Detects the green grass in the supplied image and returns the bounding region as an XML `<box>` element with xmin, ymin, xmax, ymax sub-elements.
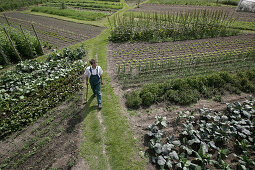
<box><xmin>80</xmin><ymin>2</ymin><xmax>145</xmax><ymax>168</ymax></box>
<box><xmin>148</xmin><ymin>0</ymin><xmax>239</xmax><ymax>6</ymax></box>
<box><xmin>31</xmin><ymin>6</ymin><xmax>110</xmax><ymax>21</ymax></box>
<box><xmin>81</xmin><ymin>100</ymin><xmax>108</xmax><ymax>169</ymax></box>
<box><xmin>81</xmin><ymin>27</ymin><xmax>145</xmax><ymax>169</ymax></box>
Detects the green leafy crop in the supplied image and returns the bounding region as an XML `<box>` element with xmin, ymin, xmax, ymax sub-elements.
<box><xmin>0</xmin><ymin>46</ymin><xmax>87</xmax><ymax>139</ymax></box>
<box><xmin>147</xmin><ymin>98</ymin><xmax>255</xmax><ymax>169</ymax></box>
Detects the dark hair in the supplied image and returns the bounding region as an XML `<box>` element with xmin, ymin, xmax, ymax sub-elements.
<box><xmin>90</xmin><ymin>59</ymin><xmax>96</xmax><ymax>65</ymax></box>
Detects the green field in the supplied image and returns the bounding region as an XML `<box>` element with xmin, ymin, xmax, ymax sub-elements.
<box><xmin>31</xmin><ymin>6</ymin><xmax>110</xmax><ymax>21</ymax></box>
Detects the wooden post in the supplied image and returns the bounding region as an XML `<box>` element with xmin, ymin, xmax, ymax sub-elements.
<box><xmin>31</xmin><ymin>24</ymin><xmax>43</xmax><ymax>55</ymax></box>
<box><xmin>3</xmin><ymin>27</ymin><xmax>22</xmax><ymax>61</ymax></box>
<box><xmin>20</xmin><ymin>25</ymin><xmax>35</xmax><ymax>58</ymax></box>
<box><xmin>0</xmin><ymin>46</ymin><xmax>11</xmax><ymax>65</ymax></box>
<box><xmin>3</xmin><ymin>14</ymin><xmax>10</xmax><ymax>26</ymax></box>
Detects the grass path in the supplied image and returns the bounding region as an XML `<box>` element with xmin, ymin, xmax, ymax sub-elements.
<box><xmin>79</xmin><ymin>1</ymin><xmax>146</xmax><ymax>169</ymax></box>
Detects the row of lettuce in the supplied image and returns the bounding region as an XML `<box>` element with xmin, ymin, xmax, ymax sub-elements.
<box><xmin>147</xmin><ymin>98</ymin><xmax>254</xmax><ymax>169</ymax></box>
<box><xmin>126</xmin><ymin>68</ymin><xmax>255</xmax><ymax>108</ymax></box>
<box><xmin>0</xmin><ymin>46</ymin><xmax>86</xmax><ymax>139</ymax></box>
<box><xmin>0</xmin><ymin>24</ymin><xmax>43</xmax><ymax>65</ymax></box>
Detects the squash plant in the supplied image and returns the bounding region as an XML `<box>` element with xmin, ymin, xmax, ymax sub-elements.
<box><xmin>0</xmin><ymin>46</ymin><xmax>86</xmax><ymax>139</ymax></box>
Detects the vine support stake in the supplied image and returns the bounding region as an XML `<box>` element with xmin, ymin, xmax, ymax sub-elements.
<box><xmin>31</xmin><ymin>24</ymin><xmax>43</xmax><ymax>55</ymax></box>
<box><xmin>3</xmin><ymin>14</ymin><xmax>10</xmax><ymax>26</ymax></box>
<box><xmin>0</xmin><ymin>46</ymin><xmax>11</xmax><ymax>65</ymax></box>
<box><xmin>20</xmin><ymin>25</ymin><xmax>35</xmax><ymax>58</ymax></box>
<box><xmin>3</xmin><ymin>27</ymin><xmax>22</xmax><ymax>61</ymax></box>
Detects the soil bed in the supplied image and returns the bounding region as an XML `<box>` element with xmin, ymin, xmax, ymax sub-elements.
<box><xmin>0</xmin><ymin>12</ymin><xmax>105</xmax><ymax>51</ymax></box>
<box><xmin>108</xmin><ymin>34</ymin><xmax>255</xmax><ymax>88</ymax></box>
<box><xmin>126</xmin><ymin>92</ymin><xmax>251</xmax><ymax>169</ymax></box>
<box><xmin>130</xmin><ymin>4</ymin><xmax>255</xmax><ymax>22</ymax></box>
<box><xmin>0</xmin><ymin>90</ymin><xmax>88</xmax><ymax>170</ymax></box>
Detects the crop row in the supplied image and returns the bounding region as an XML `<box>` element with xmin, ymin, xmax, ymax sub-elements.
<box><xmin>31</xmin><ymin>6</ymin><xmax>110</xmax><ymax>21</ymax></box>
<box><xmin>109</xmin><ymin>10</ymin><xmax>239</xmax><ymax>43</ymax></box>
<box><xmin>147</xmin><ymin>99</ymin><xmax>254</xmax><ymax>169</ymax></box>
<box><xmin>120</xmin><ymin>52</ymin><xmax>255</xmax><ymax>89</ymax></box>
<box><xmin>0</xmin><ymin>15</ymin><xmax>87</xmax><ymax>49</ymax></box>
<box><xmin>0</xmin><ymin>24</ymin><xmax>43</xmax><ymax>65</ymax></box>
<box><xmin>43</xmin><ymin>1</ymin><xmax>123</xmax><ymax>11</ymax></box>
<box><xmin>116</xmin><ymin>47</ymin><xmax>254</xmax><ymax>74</ymax></box>
<box><xmin>126</xmin><ymin>68</ymin><xmax>255</xmax><ymax>108</ymax></box>
<box><xmin>0</xmin><ymin>15</ymin><xmax>88</xmax><ymax>40</ymax></box>
<box><xmin>0</xmin><ymin>46</ymin><xmax>86</xmax><ymax>139</ymax></box>
<box><xmin>109</xmin><ymin>34</ymin><xmax>255</xmax><ymax>88</ymax></box>
<box><xmin>111</xmin><ymin>38</ymin><xmax>254</xmax><ymax>63</ymax></box>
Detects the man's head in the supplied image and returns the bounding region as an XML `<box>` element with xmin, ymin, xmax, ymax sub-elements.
<box><xmin>90</xmin><ymin>59</ymin><xmax>97</xmax><ymax>67</ymax></box>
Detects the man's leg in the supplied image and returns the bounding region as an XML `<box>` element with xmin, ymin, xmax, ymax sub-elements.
<box><xmin>90</xmin><ymin>84</ymin><xmax>96</xmax><ymax>97</ymax></box>
<box><xmin>95</xmin><ymin>83</ymin><xmax>102</xmax><ymax>105</ymax></box>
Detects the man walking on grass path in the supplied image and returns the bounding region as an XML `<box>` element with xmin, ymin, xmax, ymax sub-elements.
<box><xmin>85</xmin><ymin>59</ymin><xmax>103</xmax><ymax>109</ymax></box>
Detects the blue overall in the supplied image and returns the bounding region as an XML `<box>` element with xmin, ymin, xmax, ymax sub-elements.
<box><xmin>89</xmin><ymin>66</ymin><xmax>102</xmax><ymax>105</ymax></box>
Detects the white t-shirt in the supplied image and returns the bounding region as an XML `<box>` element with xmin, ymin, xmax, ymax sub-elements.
<box><xmin>84</xmin><ymin>66</ymin><xmax>103</xmax><ymax>78</ymax></box>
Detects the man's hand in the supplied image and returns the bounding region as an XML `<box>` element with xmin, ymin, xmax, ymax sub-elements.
<box><xmin>101</xmin><ymin>82</ymin><xmax>104</xmax><ymax>85</ymax></box>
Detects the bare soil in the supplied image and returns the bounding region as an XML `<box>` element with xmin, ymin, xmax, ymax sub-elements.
<box><xmin>0</xmin><ymin>90</ymin><xmax>88</xmax><ymax>170</ymax></box>
<box><xmin>131</xmin><ymin>3</ymin><xmax>255</xmax><ymax>22</ymax></box>
<box><xmin>0</xmin><ymin>12</ymin><xmax>105</xmax><ymax>52</ymax></box>
<box><xmin>108</xmin><ymin>34</ymin><xmax>255</xmax><ymax>88</ymax></box>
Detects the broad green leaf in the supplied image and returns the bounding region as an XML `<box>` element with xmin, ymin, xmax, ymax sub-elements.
<box><xmin>169</xmin><ymin>151</ymin><xmax>179</xmax><ymax>160</ymax></box>
<box><xmin>157</xmin><ymin>156</ymin><xmax>166</xmax><ymax>166</ymax></box>
<box><xmin>172</xmin><ymin>140</ymin><xmax>181</xmax><ymax>146</ymax></box>
<box><xmin>182</xmin><ymin>146</ymin><xmax>193</xmax><ymax>155</ymax></box>
<box><xmin>154</xmin><ymin>143</ymin><xmax>162</xmax><ymax>154</ymax></box>
<box><xmin>166</xmin><ymin>160</ymin><xmax>172</xmax><ymax>168</ymax></box>
<box><xmin>209</xmin><ymin>141</ymin><xmax>217</xmax><ymax>149</ymax></box>
<box><xmin>239</xmin><ymin>164</ymin><xmax>247</xmax><ymax>170</ymax></box>
<box><xmin>242</xmin><ymin>110</ymin><xmax>251</xmax><ymax>119</ymax></box>
<box><xmin>176</xmin><ymin>162</ymin><xmax>182</xmax><ymax>168</ymax></box>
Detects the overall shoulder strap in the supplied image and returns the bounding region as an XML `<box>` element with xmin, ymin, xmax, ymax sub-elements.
<box><xmin>89</xmin><ymin>66</ymin><xmax>92</xmax><ymax>74</ymax></box>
